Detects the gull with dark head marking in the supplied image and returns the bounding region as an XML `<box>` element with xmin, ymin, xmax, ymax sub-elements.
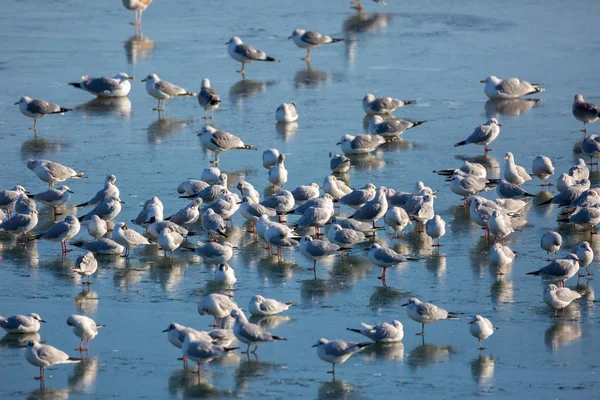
<box><xmin>0</xmin><ymin>313</ymin><xmax>45</xmax><ymax>333</ymax></box>
<box><xmin>202</xmin><ymin>208</ymin><xmax>228</xmax><ymax>240</ymax></box>
<box><xmin>299</xmin><ymin>235</ymin><xmax>340</xmax><ymax>271</ymax></box>
<box><xmin>402</xmin><ymin>297</ymin><xmax>460</xmax><ymax>336</ymax></box>
<box><xmin>481</xmin><ymin>75</ymin><xmax>544</xmax><ymax>99</ymax></box>
<box><xmin>454</xmin><ymin>118</ymin><xmax>501</xmax><ymax>153</ymax></box>
<box><xmin>327</xmin><ymin>223</ymin><xmax>366</xmax><ymax>248</ymax></box>
<box><xmin>24</xmin><ymin>340</ymin><xmax>81</xmax><ymax>380</ymax></box>
<box><xmin>369</xmin><ymin>116</ymin><xmax>426</xmax><ymax>138</ymax></box>
<box><xmin>215</xmin><ymin>262</ymin><xmax>237</xmax><ymax>288</ymax></box>
<box><xmin>141</xmin><ymin>73</ymin><xmax>194</xmax><ymax>111</ymax></box>
<box><xmin>330</xmin><ymin>154</ymin><xmax>351</xmax><ymax>173</ymax></box>
<box><xmin>177</xmin><ymin>179</ymin><xmax>210</xmax><ymax>197</ymax></box>
<box><xmin>181</xmin><ymin>332</ymin><xmax>238</xmax><ymax>375</ymax></box>
<box><xmin>198</xmin><ymin>78</ymin><xmax>220</xmax><ymax>119</ymax></box>
<box><xmin>572</xmin><ymin>241</ymin><xmax>594</xmax><ymax>276</ymax></box>
<box><xmin>69</xmin><ymin>73</ymin><xmax>134</xmax><ymax>97</ymax></box>
<box><xmin>66</xmin><ymin>314</ymin><xmax>104</xmax><ymax>352</ymax></box>
<box><xmin>34</xmin><ymin>215</ymin><xmax>80</xmax><ymax>253</ymax></box>
<box><xmin>468</xmin><ymin>316</ymin><xmax>496</xmax><ymax>350</ymax></box>
<box><xmin>289</xmin><ymin>29</ymin><xmax>343</xmax><ymax>61</ymax></box>
<box><xmin>231</xmin><ymin>308</ymin><xmax>286</xmax><ymax>354</ymax></box>
<box><xmin>227</xmin><ymin>37</ymin><xmax>279</xmax><ymax>75</ymax></box>
<box><xmin>72</xmin><ymin>252</ymin><xmax>98</xmax><ymax>285</ymax></box>
<box><xmin>112</xmin><ymin>222</ymin><xmax>150</xmax><ymax>257</ymax></box>
<box><xmin>198</xmin><ymin>125</ymin><xmax>256</xmax><ymax>164</ymax></box>
<box><xmin>313</xmin><ymin>338</ymin><xmax>371</xmax><ymax>376</ymax></box>
<box><xmin>363</xmin><ymin>94</ymin><xmax>415</xmax><ymax>115</ymax></box>
<box><xmin>264</xmin><ymin>224</ymin><xmax>300</xmax><ymax>257</ymax></box>
<box><xmin>16</xmin><ymin>96</ymin><xmax>72</xmax><ymax>131</ymax></box>
<box><xmin>27</xmin><ymin>159</ymin><xmax>85</xmax><ymax>188</ymax></box>
<box><xmin>337</xmin><ymin>134</ymin><xmax>386</xmax><ymax>155</ymax></box>
<box><xmin>366</xmin><ymin>243</ymin><xmax>411</xmax><ymax>284</ymax></box>
<box><xmin>347</xmin><ymin>320</ymin><xmax>403</xmax><ymax>343</ymax></box>
<box><xmin>573</xmin><ymin>94</ymin><xmax>600</xmax><ymax>134</ymax></box>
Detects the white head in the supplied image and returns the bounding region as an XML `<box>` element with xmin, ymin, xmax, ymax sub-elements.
<box><xmin>481</xmin><ymin>76</ymin><xmax>500</xmax><ymax>84</ymax></box>
<box><xmin>337</xmin><ymin>134</ymin><xmax>354</xmax><ymax>145</ymax></box>
<box><xmin>114</xmin><ymin>72</ymin><xmax>134</xmax><ymax>82</ymax></box>
<box><xmin>300</xmin><ymin>235</ymin><xmax>313</xmax><ymax>244</ymax></box>
<box><xmin>29</xmin><ymin>313</ymin><xmax>45</xmax><ymax>323</ymax></box>
<box><xmin>574</xmin><ymin>94</ymin><xmax>584</xmax><ymax>103</ymax></box>
<box><xmin>546</xmin><ymin>284</ymin><xmax>559</xmax><ymax>293</ymax></box>
<box><xmin>141</xmin><ymin>73</ymin><xmax>159</xmax><ymax>83</ymax></box>
<box><xmin>504</xmin><ymin>152</ymin><xmax>514</xmax><ymax>161</ymax></box>
<box><xmin>15</xmin><ymin>96</ymin><xmax>33</xmax><ymax>106</ymax></box>
<box><xmin>371</xmin><ymin>115</ymin><xmax>384</xmax><ymax>125</ymax></box>
<box><xmin>401</xmin><ymin>297</ymin><xmax>420</xmax><ymax>307</ymax></box>
<box><xmin>227</xmin><ymin>37</ymin><xmax>243</xmax><ymax>45</ymax></box>
<box><xmin>312</xmin><ymin>338</ymin><xmax>329</xmax><ymax>347</ymax></box>
<box><xmin>116</xmin><ymin>222</ymin><xmax>127</xmax><ymax>230</ymax></box>
<box><xmin>106</xmin><ymin>174</ymin><xmax>117</xmax><ymax>184</ymax></box>
<box><xmin>289</xmin><ymin>28</ymin><xmax>305</xmax><ymax>38</ymax></box>
<box><xmin>487</xmin><ymin>118</ymin><xmax>501</xmax><ymax>126</ymax></box>
<box><xmin>363</xmin><ymin>94</ymin><xmax>376</xmax><ymax>102</ymax></box>
<box><xmin>201</xmin><ymin>78</ymin><xmax>211</xmax><ymax>89</ymax></box>
<box><xmin>468</xmin><ymin>315</ymin><xmax>484</xmax><ymax>324</ymax></box>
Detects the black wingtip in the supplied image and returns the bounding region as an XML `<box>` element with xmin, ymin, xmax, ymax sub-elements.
<box><xmin>526</xmin><ymin>270</ymin><xmax>540</xmax><ymax>276</ymax></box>
<box><xmin>346</xmin><ymin>328</ymin><xmax>361</xmax><ymax>333</ymax></box>
<box><xmin>357</xmin><ymin>342</ymin><xmax>372</xmax><ymax>348</ymax></box>
<box><xmin>272</xmin><ymin>335</ymin><xmax>287</xmax><ymax>341</ymax></box>
<box><xmin>454</xmin><ymin>140</ymin><xmax>466</xmax><ymax>147</ymax></box>
<box><xmin>68</xmin><ymin>82</ymin><xmax>81</xmax><ymax>88</ymax></box>
<box><xmin>412</xmin><ymin>120</ymin><xmax>427</xmax><ymax>127</ymax></box>
<box><xmin>265</xmin><ymin>56</ymin><xmax>279</xmax><ymax>62</ymax></box>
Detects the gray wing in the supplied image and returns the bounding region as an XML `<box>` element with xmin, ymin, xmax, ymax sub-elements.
<box><xmin>38</xmin><ymin>345</ymin><xmax>69</xmax><ymax>364</ymax></box>
<box><xmin>540</xmin><ymin>260</ymin><xmax>569</xmax><ymax>276</ymax></box>
<box><xmin>238</xmin><ymin>322</ymin><xmax>272</xmax><ymax>342</ymax></box>
<box><xmin>155</xmin><ymin>80</ymin><xmax>189</xmax><ymax>96</ymax></box>
<box><xmin>82</xmin><ymin>77</ymin><xmax>121</xmax><ymax>94</ymax></box>
<box><xmin>41</xmin><ymin>221</ymin><xmax>70</xmax><ymax>239</ymax></box>
<box><xmin>33</xmin><ymin>189</ymin><xmax>62</xmax><ymax>203</ymax></box>
<box><xmin>0</xmin><ymin>214</ymin><xmax>29</xmax><ymax>230</ymax></box>
<box><xmin>375</xmin><ymin>248</ymin><xmax>406</xmax><ymax>263</ymax></box>
<box><xmin>341</xmin><ymin>189</ymin><xmax>371</xmax><ymax>205</ymax></box>
<box><xmin>377</xmin><ymin>119</ymin><xmax>414</xmax><ymax>134</ymax></box>
<box><xmin>259</xmin><ymin>299</ymin><xmax>286</xmax><ymax>314</ymax></box>
<box><xmin>310</xmin><ymin>240</ymin><xmax>340</xmax><ymax>256</ymax></box>
<box><xmin>466</xmin><ymin>124</ymin><xmax>493</xmax><ymax>144</ymax></box>
<box><xmin>496</xmin><ymin>78</ymin><xmax>537</xmax><ymax>96</ymax></box>
<box><xmin>301</xmin><ymin>31</ymin><xmax>330</xmax><ymax>45</ymax></box>
<box><xmin>235</xmin><ymin>43</ymin><xmax>268</xmax><ymax>61</ymax></box>
<box><xmin>371</xmin><ymin>324</ymin><xmax>397</xmax><ymax>341</ymax></box>
<box><xmin>28</xmin><ymin>99</ymin><xmax>60</xmax><ymax>115</ymax></box>
<box><xmin>0</xmin><ymin>190</ymin><xmax>17</xmax><ymax>205</ymax></box>
<box><xmin>260</xmin><ymin>195</ymin><xmax>289</xmax><ymax>210</ymax></box>
<box><xmin>46</xmin><ymin>162</ymin><xmax>78</xmax><ymax>180</ymax></box>
<box><xmin>1</xmin><ymin>315</ymin><xmax>32</xmax><ymax>331</ymax></box>
<box><xmin>199</xmin><ymin>87</ymin><xmax>220</xmax><ymax>107</ymax></box>
<box><xmin>249</xmin><ymin>203</ymin><xmax>276</xmax><ymax>218</ymax></box>
<box><xmin>555</xmin><ymin>288</ymin><xmax>581</xmax><ymax>302</ymax></box>
<box><xmin>370</xmin><ymin>97</ymin><xmax>400</xmax><ymax>113</ymax></box>
<box><xmin>418</xmin><ymin>302</ymin><xmax>448</xmax><ymax>319</ymax></box>
<box><xmin>327</xmin><ymin>340</ymin><xmax>358</xmax><ymax>357</ymax></box>
<box><xmin>461</xmin><ymin>177</ymin><xmax>486</xmax><ymax>192</ymax></box>
<box><xmin>211</xmin><ymin>130</ymin><xmax>243</xmax><ymax>150</ymax></box>
<box><xmin>353</xmin><ymin>203</ymin><xmax>385</xmax><ymax>220</ymax></box>
<box><xmin>352</xmin><ymin>135</ymin><xmax>383</xmax><ymax>149</ymax></box>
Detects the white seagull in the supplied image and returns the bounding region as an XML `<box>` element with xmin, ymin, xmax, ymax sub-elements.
<box><xmin>198</xmin><ymin>125</ymin><xmax>256</xmax><ymax>164</ymax></box>
<box><xmin>402</xmin><ymin>297</ymin><xmax>459</xmax><ymax>336</ymax></box>
<box><xmin>24</xmin><ymin>340</ymin><xmax>81</xmax><ymax>380</ymax></box>
<box><xmin>0</xmin><ymin>313</ymin><xmax>45</xmax><ymax>333</ymax></box>
<box><xmin>72</xmin><ymin>252</ymin><xmax>98</xmax><ymax>285</ymax></box>
<box><xmin>468</xmin><ymin>315</ymin><xmax>496</xmax><ymax>350</ymax></box>
<box><xmin>66</xmin><ymin>314</ymin><xmax>104</xmax><ymax>351</ymax></box>
<box><xmin>141</xmin><ymin>73</ymin><xmax>194</xmax><ymax>111</ymax></box>
<box><xmin>313</xmin><ymin>338</ymin><xmax>371</xmax><ymax>376</ymax></box>
<box><xmin>289</xmin><ymin>29</ymin><xmax>343</xmax><ymax>60</ymax></box>
<box><xmin>16</xmin><ymin>96</ymin><xmax>72</xmax><ymax>131</ymax></box>
<box><xmin>362</xmin><ymin>94</ymin><xmax>415</xmax><ymax>115</ymax></box>
<box><xmin>481</xmin><ymin>75</ymin><xmax>544</xmax><ymax>99</ymax></box>
<box><xmin>69</xmin><ymin>73</ymin><xmax>134</xmax><ymax>97</ymax></box>
<box><xmin>347</xmin><ymin>320</ymin><xmax>404</xmax><ymax>343</ymax></box>
<box><xmin>227</xmin><ymin>37</ymin><xmax>279</xmax><ymax>75</ymax></box>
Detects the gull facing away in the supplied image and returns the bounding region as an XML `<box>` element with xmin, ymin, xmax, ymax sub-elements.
<box><xmin>15</xmin><ymin>96</ymin><xmax>72</xmax><ymax>131</ymax></box>
<box><xmin>363</xmin><ymin>94</ymin><xmax>415</xmax><ymax>115</ymax></box>
<box><xmin>572</xmin><ymin>241</ymin><xmax>594</xmax><ymax>276</ymax></box>
<box><xmin>0</xmin><ymin>313</ymin><xmax>45</xmax><ymax>333</ymax></box>
<box><xmin>454</xmin><ymin>118</ymin><xmax>501</xmax><ymax>153</ymax></box>
<box><xmin>543</xmin><ymin>284</ymin><xmax>582</xmax><ymax>318</ymax></box>
<box><xmin>347</xmin><ymin>320</ymin><xmax>404</xmax><ymax>342</ymax></box>
<box><xmin>27</xmin><ymin>159</ymin><xmax>85</xmax><ymax>188</ymax></box>
<box><xmin>526</xmin><ymin>253</ymin><xmax>581</xmax><ymax>287</ymax></box>
<box><xmin>87</xmin><ymin>215</ymin><xmax>107</xmax><ymax>239</ymax></box>
<box><xmin>402</xmin><ymin>297</ymin><xmax>460</xmax><ymax>336</ymax></box>
<box><xmin>198</xmin><ymin>294</ymin><xmax>239</xmax><ymax>328</ymax></box>
<box><xmin>384</xmin><ymin>207</ymin><xmax>411</xmax><ymax>239</ymax></box>
<box><xmin>34</xmin><ymin>215</ymin><xmax>80</xmax><ymax>253</ymax></box>
<box><xmin>68</xmin><ymin>73</ymin><xmax>134</xmax><ymax>97</ymax></box>
<box><xmin>269</xmin><ymin>154</ymin><xmax>288</xmax><ymax>188</ymax></box>
<box><xmin>264</xmin><ymin>223</ymin><xmax>300</xmax><ymax>257</ymax></box>
<box><xmin>469</xmin><ymin>316</ymin><xmax>496</xmax><ymax>350</ymax></box>
<box><xmin>122</xmin><ymin>0</ymin><xmax>152</xmax><ymax>25</ymax></box>
<box><xmin>158</xmin><ymin>227</ymin><xmax>184</xmax><ymax>259</ymax></box>
<box><xmin>489</xmin><ymin>243</ymin><xmax>515</xmax><ymax>267</ymax></box>
<box><xmin>313</xmin><ymin>338</ymin><xmax>371</xmax><ymax>376</ymax></box>
<box><xmin>198</xmin><ymin>78</ymin><xmax>220</xmax><ymax>119</ymax></box>
<box><xmin>215</xmin><ymin>262</ymin><xmax>236</xmax><ymax>288</ymax></box>
<box><xmin>275</xmin><ymin>102</ymin><xmax>298</xmax><ymax>122</ymax></box>
<box><xmin>141</xmin><ymin>73</ymin><xmax>194</xmax><ymax>111</ymax></box>
<box><xmin>163</xmin><ymin>323</ymin><xmax>235</xmax><ymax>367</ymax></box>
<box><xmin>541</xmin><ymin>231</ymin><xmax>562</xmax><ymax>259</ymax></box>
<box><xmin>248</xmin><ymin>295</ymin><xmax>295</xmax><ymax>316</ymax></box>
<box><xmin>78</xmin><ymin>197</ymin><xmax>122</xmax><ymax>222</ymax></box>
<box><xmin>66</xmin><ymin>315</ymin><xmax>104</xmax><ymax>352</ymax></box>
<box><xmin>532</xmin><ymin>155</ymin><xmax>555</xmax><ymax>187</ymax></box>
<box><xmin>230</xmin><ymin>308</ymin><xmax>286</xmax><ymax>354</ymax></box>
<box><xmin>24</xmin><ymin>340</ymin><xmax>81</xmax><ymax>380</ymax></box>
<box><xmin>198</xmin><ymin>125</ymin><xmax>257</xmax><ymax>164</ymax></box>
<box><xmin>227</xmin><ymin>37</ymin><xmax>279</xmax><ymax>75</ymax></box>
<box><xmin>573</xmin><ymin>94</ymin><xmax>600</xmax><ymax>134</ymax></box>
<box><xmin>481</xmin><ymin>75</ymin><xmax>544</xmax><ymax>99</ymax></box>
<box><xmin>72</xmin><ymin>252</ymin><xmax>98</xmax><ymax>285</ymax></box>
<box><xmin>426</xmin><ymin>215</ymin><xmax>446</xmax><ymax>247</ymax></box>
<box><xmin>337</xmin><ymin>134</ymin><xmax>386</xmax><ymax>155</ymax></box>
<box><xmin>263</xmin><ymin>149</ymin><xmax>280</xmax><ymax>169</ymax></box>
<box><xmin>288</xmin><ymin>29</ymin><xmax>343</xmax><ymax>60</ymax></box>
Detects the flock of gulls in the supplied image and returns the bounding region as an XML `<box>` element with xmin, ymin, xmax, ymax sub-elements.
<box><xmin>3</xmin><ymin>0</ymin><xmax>600</xmax><ymax>390</ymax></box>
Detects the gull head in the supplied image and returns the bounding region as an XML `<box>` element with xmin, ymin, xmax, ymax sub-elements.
<box><xmin>201</xmin><ymin>78</ymin><xmax>211</xmax><ymax>88</ymax></box>
<box><xmin>423</xmin><ymin>194</ymin><xmax>436</xmax><ymax>202</ymax></box>
<box><xmin>312</xmin><ymin>338</ymin><xmax>328</xmax><ymax>348</ymax></box>
<box><xmin>30</xmin><ymin>313</ymin><xmax>46</xmax><ymax>323</ymax></box>
<box><xmin>64</xmin><ymin>215</ymin><xmax>78</xmax><ymax>224</ymax></box>
<box><xmin>300</xmin><ymin>235</ymin><xmax>313</xmax><ymax>245</ymax></box>
<box><xmin>365</xmin><ymin>243</ymin><xmax>382</xmax><ymax>251</ymax></box>
<box><xmin>487</xmin><ymin>118</ymin><xmax>501</xmax><ymax>127</ymax></box>
<box><xmin>481</xmin><ymin>75</ymin><xmax>500</xmax><ymax>84</ymax></box>
<box><xmin>289</xmin><ymin>29</ymin><xmax>305</xmax><ymax>39</ymax></box>
<box><xmin>371</xmin><ymin>115</ymin><xmax>384</xmax><ymax>125</ymax></box>
<box><xmin>363</xmin><ymin>94</ymin><xmax>376</xmax><ymax>103</ymax></box>
<box><xmin>566</xmin><ymin>253</ymin><xmax>581</xmax><ymax>262</ymax></box>
<box><xmin>546</xmin><ymin>284</ymin><xmax>559</xmax><ymax>294</ymax></box>
<box><xmin>250</xmin><ymin>295</ymin><xmax>265</xmax><ymax>303</ymax></box>
<box><xmin>392</xmin><ymin>320</ymin><xmax>403</xmax><ymax>328</ymax></box>
<box><xmin>574</xmin><ymin>94</ymin><xmax>585</xmax><ymax>103</ymax></box>
<box><xmin>227</xmin><ymin>37</ymin><xmax>242</xmax><ymax>45</ymax></box>
<box><xmin>277</xmin><ymin>154</ymin><xmax>286</xmax><ymax>163</ymax></box>
<box><xmin>468</xmin><ymin>315</ymin><xmax>483</xmax><ymax>324</ymax></box>
<box><xmin>106</xmin><ymin>174</ymin><xmax>117</xmax><ymax>184</ymax></box>
<box><xmin>218</xmin><ymin>263</ymin><xmax>230</xmax><ymax>273</ymax></box>
<box><xmin>15</xmin><ymin>185</ymin><xmax>28</xmax><ymax>194</ymax></box>
<box><xmin>114</xmin><ymin>72</ymin><xmax>134</xmax><ymax>82</ymax></box>
<box><xmin>26</xmin><ymin>340</ymin><xmax>37</xmax><ymax>348</ymax></box>
<box><xmin>218</xmin><ymin>173</ymin><xmax>228</xmax><ymax>185</ymax></box>
<box><xmin>27</xmin><ymin>159</ymin><xmax>42</xmax><ymax>170</ymax></box>
<box><xmin>401</xmin><ymin>297</ymin><xmax>419</xmax><ymax>307</ymax></box>
<box><xmin>116</xmin><ymin>221</ymin><xmax>127</xmax><ymax>231</ymax></box>
<box><xmin>141</xmin><ymin>73</ymin><xmax>158</xmax><ymax>83</ymax></box>
<box><xmin>503</xmin><ymin>152</ymin><xmax>513</xmax><ymax>161</ymax></box>
<box><xmin>336</xmin><ymin>134</ymin><xmax>354</xmax><ymax>145</ymax></box>
<box><xmin>162</xmin><ymin>323</ymin><xmax>180</xmax><ymax>333</ymax></box>
<box><xmin>230</xmin><ymin>308</ymin><xmax>244</xmax><ymax>320</ymax></box>
<box><xmin>58</xmin><ymin>185</ymin><xmax>74</xmax><ymax>194</ymax></box>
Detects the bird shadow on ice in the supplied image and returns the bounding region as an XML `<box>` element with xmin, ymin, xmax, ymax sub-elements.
<box><xmin>293</xmin><ymin>61</ymin><xmax>331</xmax><ymax>89</ymax></box>
<box><xmin>75</xmin><ymin>97</ymin><xmax>132</xmax><ymax>119</ymax></box>
<box><xmin>484</xmin><ymin>99</ymin><xmax>542</xmax><ymax>119</ymax></box>
<box><xmin>360</xmin><ymin>342</ymin><xmax>405</xmax><ymax>362</ymax></box>
<box><xmin>229</xmin><ymin>78</ymin><xmax>278</xmax><ymax>106</ymax></box>
<box><xmin>317</xmin><ymin>379</ymin><xmax>364</xmax><ymax>400</ymax></box>
<box><xmin>471</xmin><ymin>354</ymin><xmax>495</xmax><ymax>384</ymax></box>
<box><xmin>73</xmin><ymin>289</ymin><xmax>99</xmax><ymax>314</ymax></box>
<box><xmin>544</xmin><ymin>321</ymin><xmax>582</xmax><ymax>352</ymax></box>
<box><xmin>26</xmin><ymin>387</ymin><xmax>70</xmax><ymax>400</ymax></box>
<box><xmin>123</xmin><ymin>32</ymin><xmax>154</xmax><ymax>64</ymax></box>
<box><xmin>275</xmin><ymin>121</ymin><xmax>298</xmax><ymax>141</ymax></box>
<box><xmin>233</xmin><ymin>357</ymin><xmax>279</xmax><ymax>396</ymax></box>
<box><xmin>406</xmin><ymin>342</ymin><xmax>454</xmax><ymax>372</ymax></box>
<box><xmin>67</xmin><ymin>357</ymin><xmax>98</xmax><ymax>393</ymax></box>
<box><xmin>20</xmin><ymin>136</ymin><xmax>66</xmax><ymax>160</ymax></box>
<box><xmin>346</xmin><ymin>154</ymin><xmax>386</xmax><ymax>171</ymax></box>
<box><xmin>369</xmin><ymin>286</ymin><xmax>411</xmax><ymax>310</ymax></box>
<box><xmin>256</xmin><ymin>254</ymin><xmax>301</xmax><ymax>283</ymax></box>
<box><xmin>147</xmin><ymin>115</ymin><xmax>196</xmax><ymax>144</ymax></box>
<box><xmin>249</xmin><ymin>315</ymin><xmax>292</xmax><ymax>330</ymax></box>
<box><xmin>168</xmin><ymin>369</ymin><xmax>226</xmax><ymax>399</ymax></box>
<box><xmin>0</xmin><ymin>332</ymin><xmax>40</xmax><ymax>348</ymax></box>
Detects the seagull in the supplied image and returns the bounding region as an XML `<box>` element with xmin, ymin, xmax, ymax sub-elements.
<box><xmin>489</xmin><ymin>243</ymin><xmax>515</xmax><ymax>267</ymax></box>
<box><xmin>198</xmin><ymin>78</ymin><xmax>220</xmax><ymax>119</ymax></box>
<box><xmin>122</xmin><ymin>0</ymin><xmax>152</xmax><ymax>25</ymax></box>
<box><xmin>468</xmin><ymin>316</ymin><xmax>496</xmax><ymax>350</ymax></box>
<box><xmin>198</xmin><ymin>125</ymin><xmax>257</xmax><ymax>164</ymax></box>
<box><xmin>405</xmin><ymin>194</ymin><xmax>436</xmax><ymax>227</ymax></box>
<box><xmin>71</xmin><ymin>238</ymin><xmax>125</xmax><ymax>255</ymax></box>
<box><xmin>488</xmin><ymin>210</ymin><xmax>514</xmax><ymax>244</ymax></box>
<box><xmin>15</xmin><ymin>96</ymin><xmax>72</xmax><ymax>131</ymax></box>
<box><xmin>526</xmin><ymin>253</ymin><xmax>581</xmax><ymax>286</ymax></box>
<box><xmin>30</xmin><ymin>185</ymin><xmax>73</xmax><ymax>214</ymax></box>
<box><xmin>69</xmin><ymin>73</ymin><xmax>134</xmax><ymax>97</ymax></box>
<box><xmin>347</xmin><ymin>320</ymin><xmax>404</xmax><ymax>342</ymax></box>
<box><xmin>572</xmin><ymin>241</ymin><xmax>594</xmax><ymax>276</ymax></box>
<box><xmin>496</xmin><ymin>180</ymin><xmax>535</xmax><ymax>199</ymax></box>
<box><xmin>260</xmin><ymin>190</ymin><xmax>295</xmax><ymax>219</ymax></box>
<box><xmin>66</xmin><ymin>315</ymin><xmax>104</xmax><ymax>352</ymax></box>
<box><xmin>327</xmin><ymin>223</ymin><xmax>366</xmax><ymax>248</ymax></box>
<box><xmin>72</xmin><ymin>252</ymin><xmax>98</xmax><ymax>285</ymax></box>
<box><xmin>531</xmin><ymin>156</ymin><xmax>555</xmax><ymax>187</ymax></box>
<box><xmin>263</xmin><ymin>149</ymin><xmax>280</xmax><ymax>169</ymax></box>
<box><xmin>503</xmin><ymin>152</ymin><xmax>532</xmax><ymax>186</ymax></box>
<box><xmin>337</xmin><ymin>134</ymin><xmax>386</xmax><ymax>155</ymax></box>
<box><xmin>112</xmin><ymin>222</ymin><xmax>150</xmax><ymax>257</ymax></box>
<box><xmin>34</xmin><ymin>215</ymin><xmax>80</xmax><ymax>253</ymax></box>
<box><xmin>340</xmin><ymin>183</ymin><xmax>376</xmax><ymax>210</ymax></box>
<box><xmin>230</xmin><ymin>308</ymin><xmax>286</xmax><ymax>354</ymax></box>
<box><xmin>293</xmin><ymin>206</ymin><xmax>333</xmax><ymax>236</ymax></box>
<box><xmin>425</xmin><ymin>215</ymin><xmax>446</xmax><ymax>247</ymax></box>
<box><xmin>368</xmin><ymin>115</ymin><xmax>426</xmax><ymax>137</ymax></box>
<box><xmin>402</xmin><ymin>298</ymin><xmax>460</xmax><ymax>336</ymax></box>
<box><xmin>543</xmin><ymin>284</ymin><xmax>582</xmax><ymax>318</ymax></box>
<box><xmin>202</xmin><ymin>208</ymin><xmax>228</xmax><ymax>240</ymax></box>
<box><xmin>78</xmin><ymin>197</ymin><xmax>122</xmax><ymax>222</ymax></box>
<box><xmin>573</xmin><ymin>94</ymin><xmax>600</xmax><ymax>134</ymax></box>
<box><xmin>362</xmin><ymin>94</ymin><xmax>415</xmax><ymax>115</ymax></box>
<box><xmin>290</xmin><ymin>183</ymin><xmax>320</xmax><ymax>206</ymax></box>
<box><xmin>76</xmin><ymin>174</ymin><xmax>119</xmax><ymax>208</ymax></box>
<box><xmin>349</xmin><ymin>186</ymin><xmax>388</xmax><ymax>228</ymax></box>
<box><xmin>313</xmin><ymin>338</ymin><xmax>371</xmax><ymax>376</ymax></box>
<box><xmin>541</xmin><ymin>231</ymin><xmax>562</xmax><ymax>259</ymax></box>
<box><xmin>454</xmin><ymin>118</ymin><xmax>501</xmax><ymax>153</ymax></box>
<box><xmin>24</xmin><ymin>340</ymin><xmax>81</xmax><ymax>380</ymax></box>
<box><xmin>0</xmin><ymin>208</ymin><xmax>38</xmax><ymax>241</ymax></box>
<box><xmin>195</xmin><ymin>241</ymin><xmax>234</xmax><ymax>264</ymax></box>
<box><xmin>264</xmin><ymin>224</ymin><xmax>300</xmax><ymax>258</ymax></box>
<box><xmin>269</xmin><ymin>154</ymin><xmax>288</xmax><ymax>188</ymax></box>
<box><xmin>0</xmin><ymin>186</ymin><xmax>29</xmax><ymax>217</ymax></box>
<box><xmin>481</xmin><ymin>75</ymin><xmax>544</xmax><ymax>99</ymax></box>
<box><xmin>181</xmin><ymin>332</ymin><xmax>238</xmax><ymax>375</ymax></box>
<box><xmin>384</xmin><ymin>207</ymin><xmax>411</xmax><ymax>239</ymax></box>
<box><xmin>275</xmin><ymin>102</ymin><xmax>298</xmax><ymax>123</ymax></box>
<box><xmin>165</xmin><ymin>198</ymin><xmax>202</xmax><ymax>226</ymax></box>
<box><xmin>162</xmin><ymin>323</ymin><xmax>210</xmax><ymax>367</ymax></box>
<box><xmin>141</xmin><ymin>73</ymin><xmax>194</xmax><ymax>111</ymax></box>
<box><xmin>158</xmin><ymin>227</ymin><xmax>184</xmax><ymax>259</ymax></box>
<box><xmin>581</xmin><ymin>134</ymin><xmax>600</xmax><ymax>165</ymax></box>
<box><xmin>27</xmin><ymin>159</ymin><xmax>85</xmax><ymax>188</ymax></box>
<box><xmin>449</xmin><ymin>174</ymin><xmax>487</xmax><ymax>207</ymax></box>
<box><xmin>177</xmin><ymin>179</ymin><xmax>210</xmax><ymax>197</ymax></box>
<box><xmin>323</xmin><ymin>176</ymin><xmax>352</xmax><ymax>199</ymax></box>
<box><xmin>237</xmin><ymin>181</ymin><xmax>261</xmax><ymax>204</ymax></box>
<box><xmin>288</xmin><ymin>29</ymin><xmax>343</xmax><ymax>60</ymax></box>
<box><xmin>366</xmin><ymin>243</ymin><xmax>411</xmax><ymax>284</ymax></box>
<box><xmin>299</xmin><ymin>235</ymin><xmax>340</xmax><ymax>271</ymax></box>
<box><xmin>215</xmin><ymin>262</ymin><xmax>237</xmax><ymax>288</ymax></box>
<box><xmin>330</xmin><ymin>154</ymin><xmax>351</xmax><ymax>174</ymax></box>
<box><xmin>198</xmin><ymin>294</ymin><xmax>239</xmax><ymax>328</ymax></box>
<box><xmin>226</xmin><ymin>37</ymin><xmax>279</xmax><ymax>75</ymax></box>
<box><xmin>0</xmin><ymin>313</ymin><xmax>45</xmax><ymax>333</ymax></box>
<box><xmin>240</xmin><ymin>196</ymin><xmax>276</xmax><ymax>232</ymax></box>
<box><xmin>248</xmin><ymin>295</ymin><xmax>294</xmax><ymax>316</ymax></box>
<box><xmin>569</xmin><ymin>158</ymin><xmax>589</xmax><ymax>182</ymax></box>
